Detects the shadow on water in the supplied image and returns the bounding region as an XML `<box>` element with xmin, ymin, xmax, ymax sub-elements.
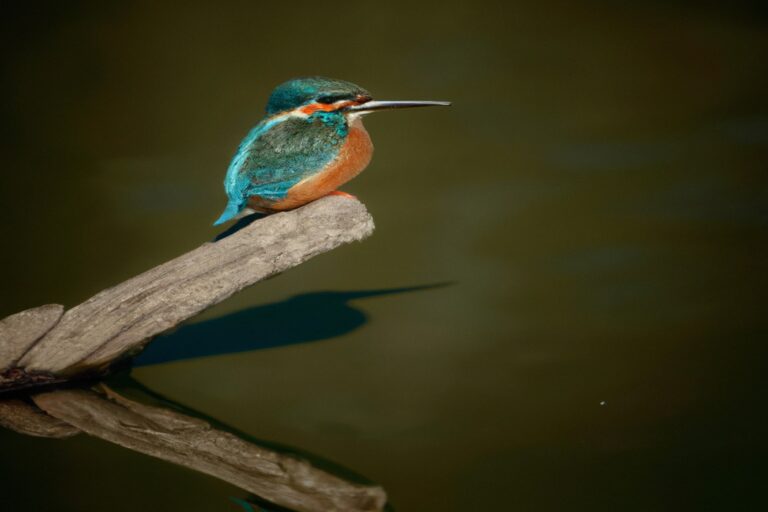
<box><xmin>134</xmin><ymin>283</ymin><xmax>452</xmax><ymax>367</ymax></box>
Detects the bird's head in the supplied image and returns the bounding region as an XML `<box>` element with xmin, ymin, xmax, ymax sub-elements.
<box><xmin>265</xmin><ymin>76</ymin><xmax>450</xmax><ymax>118</ymax></box>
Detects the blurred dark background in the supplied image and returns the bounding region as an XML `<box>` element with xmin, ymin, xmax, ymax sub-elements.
<box><xmin>1</xmin><ymin>1</ymin><xmax>767</xmax><ymax>511</ymax></box>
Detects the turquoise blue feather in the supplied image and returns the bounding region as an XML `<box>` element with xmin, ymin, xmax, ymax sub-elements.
<box><xmin>214</xmin><ymin>111</ymin><xmax>349</xmax><ymax>225</ymax></box>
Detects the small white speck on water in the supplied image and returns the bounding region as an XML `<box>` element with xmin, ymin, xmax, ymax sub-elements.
<box><xmin>599</xmin><ymin>401</ymin><xmax>607</xmax><ymax>406</ymax></box>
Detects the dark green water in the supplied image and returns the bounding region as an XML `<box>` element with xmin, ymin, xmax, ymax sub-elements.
<box><xmin>2</xmin><ymin>1</ymin><xmax>767</xmax><ymax>510</ymax></box>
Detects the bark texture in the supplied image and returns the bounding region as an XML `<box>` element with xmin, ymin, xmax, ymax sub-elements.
<box><xmin>0</xmin><ymin>305</ymin><xmax>63</xmax><ymax>376</ymax></box>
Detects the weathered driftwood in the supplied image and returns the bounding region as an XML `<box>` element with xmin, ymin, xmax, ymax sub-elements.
<box><xmin>0</xmin><ymin>305</ymin><xmax>64</xmax><ymax>387</ymax></box>
<box><xmin>0</xmin><ymin>196</ymin><xmax>374</xmax><ymax>386</ymax></box>
<box><xmin>0</xmin><ymin>304</ymin><xmax>64</xmax><ymax>367</ymax></box>
<box><xmin>32</xmin><ymin>386</ymin><xmax>386</xmax><ymax>512</ymax></box>
<box><xmin>0</xmin><ymin>398</ymin><xmax>80</xmax><ymax>438</ymax></box>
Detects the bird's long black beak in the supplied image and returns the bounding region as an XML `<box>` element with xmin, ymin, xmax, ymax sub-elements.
<box><xmin>346</xmin><ymin>100</ymin><xmax>451</xmax><ymax>113</ymax></box>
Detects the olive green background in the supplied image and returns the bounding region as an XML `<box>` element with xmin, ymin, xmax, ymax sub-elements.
<box><xmin>1</xmin><ymin>1</ymin><xmax>767</xmax><ymax>510</ymax></box>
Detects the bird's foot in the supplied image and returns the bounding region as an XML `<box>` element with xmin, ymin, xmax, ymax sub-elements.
<box><xmin>327</xmin><ymin>190</ymin><xmax>357</xmax><ymax>200</ymax></box>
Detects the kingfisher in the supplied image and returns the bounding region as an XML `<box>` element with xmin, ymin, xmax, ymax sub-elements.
<box><xmin>214</xmin><ymin>77</ymin><xmax>450</xmax><ymax>225</ymax></box>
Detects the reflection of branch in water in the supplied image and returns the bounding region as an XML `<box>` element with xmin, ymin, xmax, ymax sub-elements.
<box><xmin>0</xmin><ymin>397</ymin><xmax>79</xmax><ymax>438</ymax></box>
<box><xmin>231</xmin><ymin>495</ymin><xmax>298</xmax><ymax>512</ymax></box>
<box><xmin>136</xmin><ymin>283</ymin><xmax>452</xmax><ymax>367</ymax></box>
<box><xmin>114</xmin><ymin>373</ymin><xmax>380</xmax><ymax>486</ymax></box>
<box><xmin>230</xmin><ymin>497</ymin><xmax>259</xmax><ymax>512</ymax></box>
<box><xmin>0</xmin><ymin>381</ymin><xmax>386</xmax><ymax>512</ymax></box>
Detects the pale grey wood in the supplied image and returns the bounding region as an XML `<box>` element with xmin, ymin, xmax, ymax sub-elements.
<box><xmin>17</xmin><ymin>196</ymin><xmax>374</xmax><ymax>377</ymax></box>
<box><xmin>33</xmin><ymin>386</ymin><xmax>386</xmax><ymax>512</ymax></box>
<box><xmin>0</xmin><ymin>398</ymin><xmax>80</xmax><ymax>438</ymax></box>
<box><xmin>0</xmin><ymin>304</ymin><xmax>63</xmax><ymax>371</ymax></box>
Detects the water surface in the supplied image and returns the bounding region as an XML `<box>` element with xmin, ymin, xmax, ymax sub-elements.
<box><xmin>1</xmin><ymin>1</ymin><xmax>767</xmax><ymax>510</ymax></box>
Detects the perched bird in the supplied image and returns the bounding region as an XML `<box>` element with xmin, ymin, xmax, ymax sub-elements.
<box><xmin>214</xmin><ymin>77</ymin><xmax>449</xmax><ymax>225</ymax></box>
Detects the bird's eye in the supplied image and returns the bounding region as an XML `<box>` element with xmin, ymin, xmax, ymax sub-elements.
<box><xmin>317</xmin><ymin>94</ymin><xmax>347</xmax><ymax>104</ymax></box>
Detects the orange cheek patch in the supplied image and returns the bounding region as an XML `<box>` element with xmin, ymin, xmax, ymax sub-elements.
<box><xmin>299</xmin><ymin>101</ymin><xmax>356</xmax><ymax>115</ymax></box>
<box><xmin>299</xmin><ymin>103</ymin><xmax>325</xmax><ymax>115</ymax></box>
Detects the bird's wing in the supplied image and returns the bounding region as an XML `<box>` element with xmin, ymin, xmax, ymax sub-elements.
<box><xmin>227</xmin><ymin>117</ymin><xmax>346</xmax><ymax>194</ymax></box>
<box><xmin>215</xmin><ymin>115</ymin><xmax>345</xmax><ymax>225</ymax></box>
<box><xmin>215</xmin><ymin>115</ymin><xmax>347</xmax><ymax>225</ymax></box>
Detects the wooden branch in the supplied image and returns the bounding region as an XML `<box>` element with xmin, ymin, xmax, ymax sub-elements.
<box><xmin>0</xmin><ymin>196</ymin><xmax>374</xmax><ymax>388</ymax></box>
<box><xmin>0</xmin><ymin>398</ymin><xmax>80</xmax><ymax>438</ymax></box>
<box><xmin>32</xmin><ymin>386</ymin><xmax>386</xmax><ymax>512</ymax></box>
<box><xmin>0</xmin><ymin>305</ymin><xmax>64</xmax><ymax>387</ymax></box>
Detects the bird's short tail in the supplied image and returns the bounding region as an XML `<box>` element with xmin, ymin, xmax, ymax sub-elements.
<box><xmin>213</xmin><ymin>200</ymin><xmax>243</xmax><ymax>226</ymax></box>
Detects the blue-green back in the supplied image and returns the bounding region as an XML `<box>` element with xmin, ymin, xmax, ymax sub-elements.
<box><xmin>215</xmin><ymin>110</ymin><xmax>348</xmax><ymax>225</ymax></box>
